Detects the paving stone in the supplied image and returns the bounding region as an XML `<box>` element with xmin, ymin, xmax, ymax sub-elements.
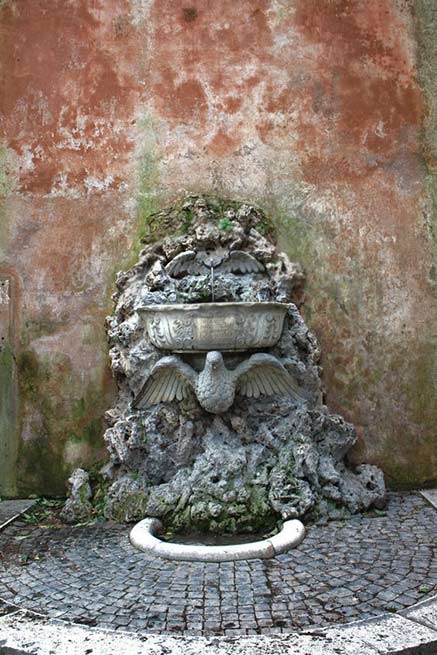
<box><xmin>0</xmin><ymin>492</ymin><xmax>436</xmax><ymax>637</ymax></box>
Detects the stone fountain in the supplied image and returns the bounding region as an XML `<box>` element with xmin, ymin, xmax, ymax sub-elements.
<box><xmin>63</xmin><ymin>196</ymin><xmax>386</xmax><ymax>559</ymax></box>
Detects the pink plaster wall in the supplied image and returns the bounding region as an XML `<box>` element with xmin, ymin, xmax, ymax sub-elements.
<box><xmin>0</xmin><ymin>0</ymin><xmax>435</xmax><ymax>495</ymax></box>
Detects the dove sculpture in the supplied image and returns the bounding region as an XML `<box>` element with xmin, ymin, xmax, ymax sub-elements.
<box><xmin>165</xmin><ymin>249</ymin><xmax>264</xmax><ymax>277</ymax></box>
<box><xmin>132</xmin><ymin>351</ymin><xmax>303</xmax><ymax>414</ymax></box>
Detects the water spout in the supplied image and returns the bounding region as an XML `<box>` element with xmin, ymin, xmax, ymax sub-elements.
<box><xmin>210</xmin><ymin>266</ymin><xmax>215</xmax><ymax>302</ymax></box>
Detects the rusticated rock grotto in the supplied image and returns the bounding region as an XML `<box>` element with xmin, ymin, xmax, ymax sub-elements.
<box><xmin>63</xmin><ymin>197</ymin><xmax>386</xmax><ymax>532</ymax></box>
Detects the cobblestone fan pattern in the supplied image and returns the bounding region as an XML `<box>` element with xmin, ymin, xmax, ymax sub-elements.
<box><xmin>0</xmin><ymin>493</ymin><xmax>435</xmax><ymax>636</ymax></box>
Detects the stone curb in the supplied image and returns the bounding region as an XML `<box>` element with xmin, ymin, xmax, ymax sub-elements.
<box><xmin>1</xmin><ymin>596</ymin><xmax>437</xmax><ymax>655</ymax></box>
<box><xmin>420</xmin><ymin>489</ymin><xmax>437</xmax><ymax>510</ymax></box>
<box><xmin>129</xmin><ymin>518</ymin><xmax>305</xmax><ymax>561</ymax></box>
<box><xmin>400</xmin><ymin>593</ymin><xmax>437</xmax><ymax>634</ymax></box>
<box><xmin>0</xmin><ymin>499</ymin><xmax>38</xmax><ymax>532</ymax></box>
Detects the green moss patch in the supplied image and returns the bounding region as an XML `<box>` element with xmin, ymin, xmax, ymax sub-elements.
<box><xmin>16</xmin><ymin>349</ymin><xmax>109</xmax><ymax>497</ymax></box>
<box><xmin>0</xmin><ymin>342</ymin><xmax>17</xmax><ymax>496</ymax></box>
<box><xmin>137</xmin><ymin>194</ymin><xmax>276</xmax><ymax>247</ymax></box>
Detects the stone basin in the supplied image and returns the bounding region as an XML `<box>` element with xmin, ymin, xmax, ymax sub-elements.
<box><xmin>130</xmin><ymin>517</ymin><xmax>305</xmax><ymax>561</ymax></box>
<box><xmin>138</xmin><ymin>302</ymin><xmax>288</xmax><ymax>352</ymax></box>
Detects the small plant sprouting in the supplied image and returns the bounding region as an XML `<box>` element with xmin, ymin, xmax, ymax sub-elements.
<box><xmin>218</xmin><ymin>217</ymin><xmax>233</xmax><ymax>232</ymax></box>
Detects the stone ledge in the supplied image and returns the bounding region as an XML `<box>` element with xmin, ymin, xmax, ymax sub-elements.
<box><xmin>1</xmin><ymin>492</ymin><xmax>434</xmax><ymax>636</ymax></box>
<box><xmin>0</xmin><ymin>500</ymin><xmax>38</xmax><ymax>531</ymax></box>
<box><xmin>420</xmin><ymin>489</ymin><xmax>437</xmax><ymax>510</ymax></box>
<box><xmin>1</xmin><ymin>599</ymin><xmax>437</xmax><ymax>655</ymax></box>
<box><xmin>401</xmin><ymin>593</ymin><xmax>437</xmax><ymax>633</ymax></box>
<box><xmin>129</xmin><ymin>518</ymin><xmax>305</xmax><ymax>561</ymax></box>
<box><xmin>338</xmin><ymin>608</ymin><xmax>437</xmax><ymax>654</ymax></box>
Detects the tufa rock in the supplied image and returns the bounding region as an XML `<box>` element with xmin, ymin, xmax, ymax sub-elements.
<box><xmin>94</xmin><ymin>197</ymin><xmax>386</xmax><ymax>531</ymax></box>
<box><xmin>60</xmin><ymin>468</ymin><xmax>93</xmax><ymax>524</ymax></box>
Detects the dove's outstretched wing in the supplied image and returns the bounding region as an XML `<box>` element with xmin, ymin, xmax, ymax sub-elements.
<box><xmin>219</xmin><ymin>251</ymin><xmax>265</xmax><ymax>274</ymax></box>
<box><xmin>165</xmin><ymin>251</ymin><xmax>209</xmax><ymax>277</ymax></box>
<box><xmin>233</xmin><ymin>353</ymin><xmax>304</xmax><ymax>403</ymax></box>
<box><xmin>166</xmin><ymin>249</ymin><xmax>264</xmax><ymax>277</ymax></box>
<box><xmin>132</xmin><ymin>356</ymin><xmax>197</xmax><ymax>408</ymax></box>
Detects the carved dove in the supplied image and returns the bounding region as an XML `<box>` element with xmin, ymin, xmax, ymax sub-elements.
<box><xmin>132</xmin><ymin>351</ymin><xmax>304</xmax><ymax>414</ymax></box>
<box><xmin>165</xmin><ymin>250</ymin><xmax>264</xmax><ymax>278</ymax></box>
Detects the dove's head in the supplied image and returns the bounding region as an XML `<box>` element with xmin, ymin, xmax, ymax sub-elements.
<box><xmin>205</xmin><ymin>351</ymin><xmax>224</xmax><ymax>371</ymax></box>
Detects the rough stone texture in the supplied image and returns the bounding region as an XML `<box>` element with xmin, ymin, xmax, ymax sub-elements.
<box><xmin>60</xmin><ymin>469</ymin><xmax>93</xmax><ymax>524</ymax></box>
<box><xmin>0</xmin><ymin>493</ymin><xmax>436</xmax><ymax>636</ymax></box>
<box><xmin>403</xmin><ymin>596</ymin><xmax>437</xmax><ymax>632</ymax></box>
<box><xmin>0</xmin><ymin>1</ymin><xmax>436</xmax><ymax>495</ymax></box>
<box><xmin>3</xmin><ymin>609</ymin><xmax>437</xmax><ymax>655</ymax></box>
<box><xmin>340</xmin><ymin>614</ymin><xmax>437</xmax><ymax>654</ymax></box>
<box><xmin>0</xmin><ymin>612</ymin><xmax>415</xmax><ymax>655</ymax></box>
<box><xmin>101</xmin><ymin>199</ymin><xmax>385</xmax><ymax>529</ymax></box>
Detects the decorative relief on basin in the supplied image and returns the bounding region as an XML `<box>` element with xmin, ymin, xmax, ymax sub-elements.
<box><xmin>138</xmin><ymin>302</ymin><xmax>287</xmax><ymax>352</ymax></box>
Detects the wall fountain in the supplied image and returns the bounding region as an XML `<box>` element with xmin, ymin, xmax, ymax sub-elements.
<box><xmin>63</xmin><ymin>196</ymin><xmax>386</xmax><ymax>560</ymax></box>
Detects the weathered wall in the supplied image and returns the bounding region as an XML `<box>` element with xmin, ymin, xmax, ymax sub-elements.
<box><xmin>0</xmin><ymin>0</ymin><xmax>435</xmax><ymax>496</ymax></box>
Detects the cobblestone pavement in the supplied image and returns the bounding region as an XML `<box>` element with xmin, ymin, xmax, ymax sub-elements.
<box><xmin>0</xmin><ymin>493</ymin><xmax>436</xmax><ymax>636</ymax></box>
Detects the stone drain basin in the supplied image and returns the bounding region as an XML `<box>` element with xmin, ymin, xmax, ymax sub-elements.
<box><xmin>130</xmin><ymin>518</ymin><xmax>305</xmax><ymax>562</ymax></box>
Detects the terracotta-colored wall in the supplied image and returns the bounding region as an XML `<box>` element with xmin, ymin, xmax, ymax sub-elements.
<box><xmin>0</xmin><ymin>0</ymin><xmax>435</xmax><ymax>496</ymax></box>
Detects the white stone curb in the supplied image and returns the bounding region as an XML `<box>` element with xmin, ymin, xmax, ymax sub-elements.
<box><xmin>2</xmin><ymin>601</ymin><xmax>437</xmax><ymax>655</ymax></box>
<box><xmin>0</xmin><ymin>499</ymin><xmax>38</xmax><ymax>531</ymax></box>
<box><xmin>129</xmin><ymin>518</ymin><xmax>305</xmax><ymax>561</ymax></box>
<box><xmin>420</xmin><ymin>488</ymin><xmax>437</xmax><ymax>510</ymax></box>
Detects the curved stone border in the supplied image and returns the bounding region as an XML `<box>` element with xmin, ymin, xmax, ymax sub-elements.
<box><xmin>129</xmin><ymin>518</ymin><xmax>305</xmax><ymax>561</ymax></box>
<box><xmin>1</xmin><ymin>596</ymin><xmax>437</xmax><ymax>655</ymax></box>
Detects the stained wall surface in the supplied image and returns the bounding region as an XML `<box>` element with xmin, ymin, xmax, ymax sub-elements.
<box><xmin>0</xmin><ymin>0</ymin><xmax>435</xmax><ymax>496</ymax></box>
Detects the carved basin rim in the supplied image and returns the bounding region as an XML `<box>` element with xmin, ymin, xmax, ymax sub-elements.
<box><xmin>138</xmin><ymin>302</ymin><xmax>289</xmax><ymax>352</ymax></box>
<box><xmin>137</xmin><ymin>301</ymin><xmax>288</xmax><ymax>312</ymax></box>
<box><xmin>130</xmin><ymin>518</ymin><xmax>305</xmax><ymax>562</ymax></box>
